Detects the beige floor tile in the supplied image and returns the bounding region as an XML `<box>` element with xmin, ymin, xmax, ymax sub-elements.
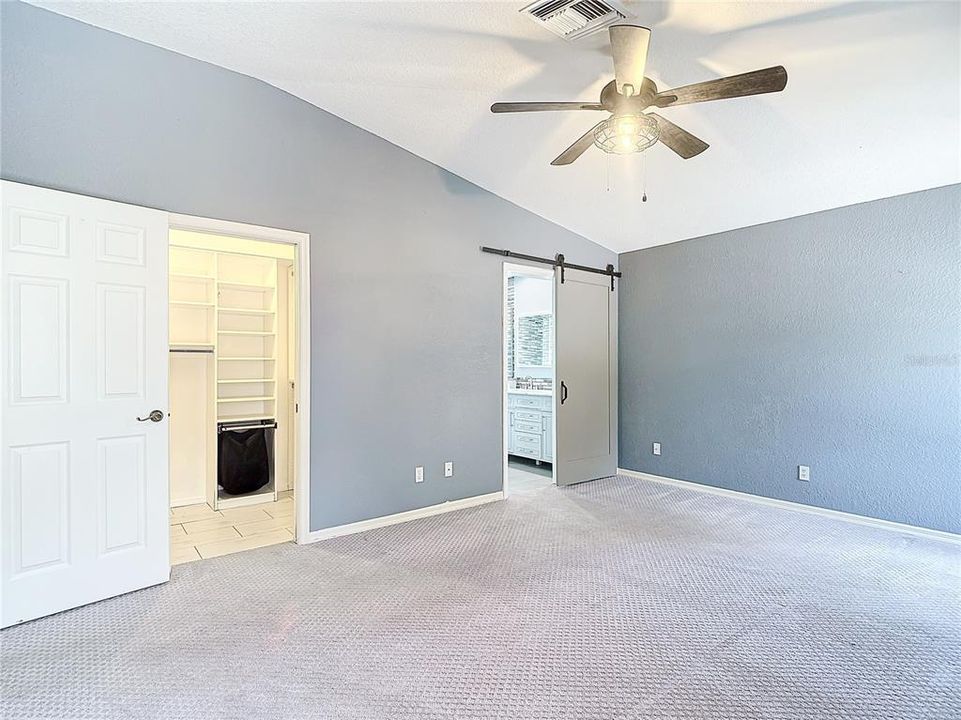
<box><xmin>172</xmin><ymin>526</ymin><xmax>241</xmax><ymax>546</ymax></box>
<box><xmin>171</xmin><ymin>545</ymin><xmax>201</xmax><ymax>565</ymax></box>
<box><xmin>181</xmin><ymin>516</ymin><xmax>238</xmax><ymax>535</ymax></box>
<box><xmin>195</xmin><ymin>528</ymin><xmax>293</xmax><ymax>559</ymax></box>
<box><xmin>170</xmin><ymin>524</ymin><xmax>186</xmax><ymax>538</ymax></box>
<box><xmin>170</xmin><ymin>503</ymin><xmax>221</xmax><ymax>524</ymax></box>
<box><xmin>234</xmin><ymin>515</ymin><xmax>295</xmax><ymax>538</ymax></box>
<box><xmin>219</xmin><ymin>507</ymin><xmax>273</xmax><ymax>523</ymax></box>
<box><xmin>264</xmin><ymin>505</ymin><xmax>294</xmax><ymax>520</ymax></box>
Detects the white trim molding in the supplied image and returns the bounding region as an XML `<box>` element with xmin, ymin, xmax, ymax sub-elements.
<box><xmin>301</xmin><ymin>492</ymin><xmax>505</xmax><ymax>544</ymax></box>
<box><xmin>618</xmin><ymin>468</ymin><xmax>961</xmax><ymax>546</ymax></box>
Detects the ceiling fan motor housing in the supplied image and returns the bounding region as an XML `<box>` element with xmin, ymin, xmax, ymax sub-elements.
<box><xmin>600</xmin><ymin>77</ymin><xmax>658</xmax><ymax>113</ymax></box>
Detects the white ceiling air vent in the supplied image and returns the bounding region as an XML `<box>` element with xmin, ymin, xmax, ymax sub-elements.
<box><xmin>521</xmin><ymin>0</ymin><xmax>632</xmax><ymax>41</ymax></box>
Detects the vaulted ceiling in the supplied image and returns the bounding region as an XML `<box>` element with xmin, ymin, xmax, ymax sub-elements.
<box><xmin>30</xmin><ymin>1</ymin><xmax>961</xmax><ymax>252</ymax></box>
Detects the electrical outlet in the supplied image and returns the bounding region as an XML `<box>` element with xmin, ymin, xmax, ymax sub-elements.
<box><xmin>444</xmin><ymin>461</ymin><xmax>453</xmax><ymax>478</ymax></box>
<box><xmin>652</xmin><ymin>442</ymin><xmax>661</xmax><ymax>456</ymax></box>
<box><xmin>415</xmin><ymin>466</ymin><xmax>424</xmax><ymax>483</ymax></box>
<box><xmin>798</xmin><ymin>465</ymin><xmax>810</xmax><ymax>482</ymax></box>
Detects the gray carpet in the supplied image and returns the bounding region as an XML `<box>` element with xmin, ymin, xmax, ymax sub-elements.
<box><xmin>2</xmin><ymin>475</ymin><xmax>959</xmax><ymax>719</ymax></box>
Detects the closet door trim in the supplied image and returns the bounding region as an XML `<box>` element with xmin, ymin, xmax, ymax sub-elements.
<box><xmin>168</xmin><ymin>213</ymin><xmax>311</xmax><ymax>542</ymax></box>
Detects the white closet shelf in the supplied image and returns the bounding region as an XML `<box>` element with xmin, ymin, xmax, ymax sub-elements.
<box><xmin>217</xmin><ymin>330</ymin><xmax>276</xmax><ymax>336</ymax></box>
<box><xmin>218</xmin><ymin>378</ymin><xmax>275</xmax><ymax>384</ymax></box>
<box><xmin>170</xmin><ymin>301</ymin><xmax>215</xmax><ymax>308</ymax></box>
<box><xmin>216</xmin><ymin>485</ymin><xmax>276</xmax><ymax>510</ymax></box>
<box><xmin>218</xmin><ymin>281</ymin><xmax>273</xmax><ymax>291</ymax></box>
<box><xmin>218</xmin><ymin>307</ymin><xmax>274</xmax><ymax>315</ymax></box>
<box><xmin>170</xmin><ymin>342</ymin><xmax>215</xmax><ymax>351</ymax></box>
<box><xmin>219</xmin><ymin>356</ymin><xmax>277</xmax><ymax>361</ymax></box>
<box><xmin>217</xmin><ymin>414</ymin><xmax>276</xmax><ymax>423</ymax></box>
<box><xmin>171</xmin><ymin>272</ymin><xmax>215</xmax><ymax>281</ymax></box>
<box><xmin>217</xmin><ymin>396</ymin><xmax>275</xmax><ymax>403</ymax></box>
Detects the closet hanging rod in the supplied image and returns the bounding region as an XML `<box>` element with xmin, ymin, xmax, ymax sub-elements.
<box><xmin>169</xmin><ymin>347</ymin><xmax>214</xmax><ymax>354</ymax></box>
<box><xmin>218</xmin><ymin>419</ymin><xmax>278</xmax><ymax>432</ymax></box>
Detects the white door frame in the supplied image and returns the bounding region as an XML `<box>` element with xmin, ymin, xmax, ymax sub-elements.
<box><xmin>501</xmin><ymin>261</ymin><xmax>556</xmax><ymax>497</ymax></box>
<box><xmin>168</xmin><ymin>213</ymin><xmax>311</xmax><ymax>543</ymax></box>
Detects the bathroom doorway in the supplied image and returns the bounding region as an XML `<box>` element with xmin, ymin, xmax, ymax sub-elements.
<box><xmin>502</xmin><ymin>263</ymin><xmax>556</xmax><ymax>496</ymax></box>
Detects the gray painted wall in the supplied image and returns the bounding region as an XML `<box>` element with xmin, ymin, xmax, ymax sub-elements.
<box><xmin>619</xmin><ymin>185</ymin><xmax>961</xmax><ymax>534</ymax></box>
<box><xmin>1</xmin><ymin>2</ymin><xmax>616</xmax><ymax>531</ymax></box>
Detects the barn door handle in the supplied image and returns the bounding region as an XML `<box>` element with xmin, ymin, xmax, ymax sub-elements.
<box><xmin>137</xmin><ymin>410</ymin><xmax>165</xmax><ymax>423</ymax></box>
<box><xmin>560</xmin><ymin>381</ymin><xmax>568</xmax><ymax>405</ymax></box>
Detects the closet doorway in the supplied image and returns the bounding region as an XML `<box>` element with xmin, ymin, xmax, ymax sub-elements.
<box><xmin>166</xmin><ymin>217</ymin><xmax>309</xmax><ymax>565</ymax></box>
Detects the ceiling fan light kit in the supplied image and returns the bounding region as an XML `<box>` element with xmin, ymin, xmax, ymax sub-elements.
<box><xmin>491</xmin><ymin>24</ymin><xmax>788</xmax><ymax>166</ymax></box>
<box><xmin>593</xmin><ymin>114</ymin><xmax>658</xmax><ymax>154</ymax></box>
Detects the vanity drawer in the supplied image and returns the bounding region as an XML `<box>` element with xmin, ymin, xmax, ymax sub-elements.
<box><xmin>513</xmin><ymin>410</ymin><xmax>541</xmax><ymax>423</ymax></box>
<box><xmin>514</xmin><ymin>418</ymin><xmax>540</xmax><ymax>434</ymax></box>
<box><xmin>510</xmin><ymin>394</ymin><xmax>552</xmax><ymax>410</ymax></box>
<box><xmin>511</xmin><ymin>431</ymin><xmax>541</xmax><ymax>457</ymax></box>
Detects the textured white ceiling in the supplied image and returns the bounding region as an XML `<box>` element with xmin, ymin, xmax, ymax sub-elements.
<box><xmin>30</xmin><ymin>1</ymin><xmax>961</xmax><ymax>252</ymax></box>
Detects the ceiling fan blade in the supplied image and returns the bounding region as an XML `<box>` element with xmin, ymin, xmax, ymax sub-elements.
<box><xmin>491</xmin><ymin>102</ymin><xmax>605</xmax><ymax>113</ymax></box>
<box><xmin>653</xmin><ymin>66</ymin><xmax>788</xmax><ymax>108</ymax></box>
<box><xmin>551</xmin><ymin>121</ymin><xmax>606</xmax><ymax>166</ymax></box>
<box><xmin>650</xmin><ymin>113</ymin><xmax>709</xmax><ymax>159</ymax></box>
<box><xmin>609</xmin><ymin>25</ymin><xmax>652</xmax><ymax>97</ymax></box>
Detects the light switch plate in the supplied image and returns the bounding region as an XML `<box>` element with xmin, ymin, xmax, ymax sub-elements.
<box><xmin>415</xmin><ymin>466</ymin><xmax>424</xmax><ymax>483</ymax></box>
<box><xmin>444</xmin><ymin>461</ymin><xmax>453</xmax><ymax>478</ymax></box>
<box><xmin>798</xmin><ymin>465</ymin><xmax>810</xmax><ymax>482</ymax></box>
<box><xmin>652</xmin><ymin>442</ymin><xmax>661</xmax><ymax>456</ymax></box>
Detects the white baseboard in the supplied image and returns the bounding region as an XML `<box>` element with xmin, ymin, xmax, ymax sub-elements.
<box><xmin>300</xmin><ymin>491</ymin><xmax>505</xmax><ymax>544</ymax></box>
<box><xmin>618</xmin><ymin>468</ymin><xmax>961</xmax><ymax>546</ymax></box>
<box><xmin>170</xmin><ymin>495</ymin><xmax>206</xmax><ymax>509</ymax></box>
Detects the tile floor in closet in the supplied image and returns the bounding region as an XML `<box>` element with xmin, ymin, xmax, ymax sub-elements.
<box><xmin>169</xmin><ymin>491</ymin><xmax>294</xmax><ymax>564</ymax></box>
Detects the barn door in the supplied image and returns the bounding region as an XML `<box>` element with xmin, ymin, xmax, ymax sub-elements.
<box><xmin>554</xmin><ymin>267</ymin><xmax>617</xmax><ymax>486</ymax></box>
<box><xmin>1</xmin><ymin>181</ymin><xmax>170</xmax><ymax>627</ymax></box>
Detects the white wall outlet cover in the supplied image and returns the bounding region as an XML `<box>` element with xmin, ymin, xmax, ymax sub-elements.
<box><xmin>415</xmin><ymin>466</ymin><xmax>424</xmax><ymax>483</ymax></box>
<box><xmin>652</xmin><ymin>442</ymin><xmax>661</xmax><ymax>456</ymax></box>
<box><xmin>798</xmin><ymin>465</ymin><xmax>810</xmax><ymax>482</ymax></box>
<box><xmin>444</xmin><ymin>461</ymin><xmax>453</xmax><ymax>478</ymax></box>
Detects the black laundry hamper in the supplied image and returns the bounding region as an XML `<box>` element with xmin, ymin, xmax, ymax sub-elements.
<box><xmin>217</xmin><ymin>420</ymin><xmax>275</xmax><ymax>496</ymax></box>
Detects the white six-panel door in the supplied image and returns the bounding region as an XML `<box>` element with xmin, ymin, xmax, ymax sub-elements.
<box><xmin>554</xmin><ymin>267</ymin><xmax>618</xmax><ymax>487</ymax></box>
<box><xmin>1</xmin><ymin>181</ymin><xmax>170</xmax><ymax>627</ymax></box>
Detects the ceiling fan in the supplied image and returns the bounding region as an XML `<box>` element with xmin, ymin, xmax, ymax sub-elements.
<box><xmin>490</xmin><ymin>25</ymin><xmax>787</xmax><ymax>165</ymax></box>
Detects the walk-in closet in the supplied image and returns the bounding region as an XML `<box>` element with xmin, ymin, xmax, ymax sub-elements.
<box><xmin>168</xmin><ymin>230</ymin><xmax>298</xmax><ymax>564</ymax></box>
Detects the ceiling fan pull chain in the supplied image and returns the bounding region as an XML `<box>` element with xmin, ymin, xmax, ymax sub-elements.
<box><xmin>606</xmin><ymin>153</ymin><xmax>612</xmax><ymax>193</ymax></box>
<box><xmin>642</xmin><ymin>154</ymin><xmax>648</xmax><ymax>203</ymax></box>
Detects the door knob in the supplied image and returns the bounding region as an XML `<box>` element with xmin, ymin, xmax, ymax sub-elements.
<box><xmin>136</xmin><ymin>410</ymin><xmax>165</xmax><ymax>423</ymax></box>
